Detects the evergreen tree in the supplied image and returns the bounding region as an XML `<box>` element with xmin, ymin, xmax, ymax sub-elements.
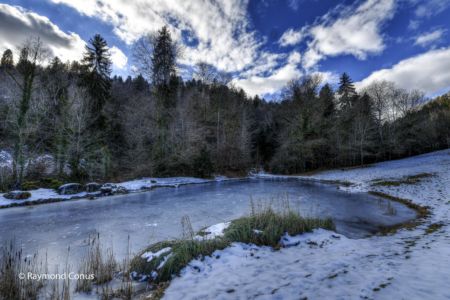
<box><xmin>337</xmin><ymin>72</ymin><xmax>356</xmax><ymax>108</ymax></box>
<box><xmin>151</xmin><ymin>26</ymin><xmax>177</xmax><ymax>87</ymax></box>
<box><xmin>82</xmin><ymin>34</ymin><xmax>112</xmax><ymax>119</ymax></box>
<box><xmin>149</xmin><ymin>26</ymin><xmax>179</xmax><ymax>172</ymax></box>
<box><xmin>81</xmin><ymin>34</ymin><xmax>113</xmax><ymax>179</ymax></box>
<box><xmin>0</xmin><ymin>49</ymin><xmax>13</xmax><ymax>69</ymax></box>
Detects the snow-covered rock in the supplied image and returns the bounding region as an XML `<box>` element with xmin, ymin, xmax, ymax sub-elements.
<box><xmin>57</xmin><ymin>183</ymin><xmax>83</xmax><ymax>195</ymax></box>
<box><xmin>100</xmin><ymin>183</ymin><xmax>128</xmax><ymax>195</ymax></box>
<box><xmin>85</xmin><ymin>182</ymin><xmax>101</xmax><ymax>192</ymax></box>
<box><xmin>3</xmin><ymin>190</ymin><xmax>31</xmax><ymax>200</ymax></box>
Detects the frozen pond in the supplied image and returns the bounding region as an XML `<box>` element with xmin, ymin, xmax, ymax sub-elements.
<box><xmin>0</xmin><ymin>178</ymin><xmax>417</xmax><ymax>269</ymax></box>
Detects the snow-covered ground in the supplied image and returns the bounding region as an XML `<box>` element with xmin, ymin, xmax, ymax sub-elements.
<box><xmin>0</xmin><ymin>176</ymin><xmax>235</xmax><ymax>207</ymax></box>
<box><xmin>163</xmin><ymin>149</ymin><xmax>450</xmax><ymax>300</ymax></box>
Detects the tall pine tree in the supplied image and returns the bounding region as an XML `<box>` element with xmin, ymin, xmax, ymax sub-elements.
<box><xmin>82</xmin><ymin>34</ymin><xmax>112</xmax><ymax>121</ymax></box>
<box><xmin>81</xmin><ymin>34</ymin><xmax>113</xmax><ymax>179</ymax></box>
<box><xmin>150</xmin><ymin>26</ymin><xmax>179</xmax><ymax>173</ymax></box>
<box><xmin>151</xmin><ymin>26</ymin><xmax>177</xmax><ymax>87</ymax></box>
<box><xmin>337</xmin><ymin>72</ymin><xmax>356</xmax><ymax>108</ymax></box>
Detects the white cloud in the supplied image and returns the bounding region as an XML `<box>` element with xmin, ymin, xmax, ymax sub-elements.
<box><xmin>0</xmin><ymin>4</ymin><xmax>85</xmax><ymax>62</ymax></box>
<box><xmin>288</xmin><ymin>51</ymin><xmax>301</xmax><ymax>64</ymax></box>
<box><xmin>233</xmin><ymin>50</ymin><xmax>306</xmax><ymax>97</ymax></box>
<box><xmin>233</xmin><ymin>62</ymin><xmax>302</xmax><ymax>97</ymax></box>
<box><xmin>279</xmin><ymin>28</ymin><xmax>304</xmax><ymax>47</ymax></box>
<box><xmin>408</xmin><ymin>19</ymin><xmax>420</xmax><ymax>30</ymax></box>
<box><xmin>315</xmin><ymin>71</ymin><xmax>339</xmax><ymax>85</ymax></box>
<box><xmin>49</xmin><ymin>0</ymin><xmax>262</xmax><ymax>74</ymax></box>
<box><xmin>302</xmin><ymin>0</ymin><xmax>395</xmax><ymax>69</ymax></box>
<box><xmin>110</xmin><ymin>46</ymin><xmax>128</xmax><ymax>69</ymax></box>
<box><xmin>414</xmin><ymin>29</ymin><xmax>445</xmax><ymax>47</ymax></box>
<box><xmin>415</xmin><ymin>0</ymin><xmax>450</xmax><ymax>18</ymax></box>
<box><xmin>288</xmin><ymin>0</ymin><xmax>301</xmax><ymax>11</ymax></box>
<box><xmin>48</xmin><ymin>0</ymin><xmax>399</xmax><ymax>97</ymax></box>
<box><xmin>356</xmin><ymin>47</ymin><xmax>450</xmax><ymax>96</ymax></box>
<box><xmin>240</xmin><ymin>52</ymin><xmax>283</xmax><ymax>77</ymax></box>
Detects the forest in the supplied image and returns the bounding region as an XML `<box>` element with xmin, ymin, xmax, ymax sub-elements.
<box><xmin>0</xmin><ymin>26</ymin><xmax>449</xmax><ymax>190</ymax></box>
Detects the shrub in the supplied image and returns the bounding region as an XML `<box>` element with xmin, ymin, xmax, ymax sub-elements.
<box><xmin>21</xmin><ymin>181</ymin><xmax>40</xmax><ymax>191</ymax></box>
<box><xmin>40</xmin><ymin>178</ymin><xmax>64</xmax><ymax>190</ymax></box>
<box><xmin>20</xmin><ymin>178</ymin><xmax>63</xmax><ymax>191</ymax></box>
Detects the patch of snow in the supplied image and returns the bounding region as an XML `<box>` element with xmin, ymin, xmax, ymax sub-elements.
<box><xmin>141</xmin><ymin>247</ymin><xmax>172</xmax><ymax>263</ymax></box>
<box><xmin>194</xmin><ymin>222</ymin><xmax>231</xmax><ymax>240</ymax></box>
<box><xmin>157</xmin><ymin>253</ymin><xmax>173</xmax><ymax>270</ymax></box>
<box><xmin>164</xmin><ymin>149</ymin><xmax>450</xmax><ymax>300</ymax></box>
<box><xmin>117</xmin><ymin>177</ymin><xmax>213</xmax><ymax>191</ymax></box>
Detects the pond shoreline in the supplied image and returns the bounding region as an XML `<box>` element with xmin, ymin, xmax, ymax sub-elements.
<box><xmin>0</xmin><ymin>177</ymin><xmax>248</xmax><ymax>209</ymax></box>
<box><xmin>0</xmin><ymin>175</ymin><xmax>428</xmax><ymax>238</ymax></box>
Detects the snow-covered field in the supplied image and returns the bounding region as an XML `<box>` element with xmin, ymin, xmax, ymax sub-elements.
<box><xmin>0</xmin><ymin>176</ymin><xmax>234</xmax><ymax>207</ymax></box>
<box><xmin>163</xmin><ymin>149</ymin><xmax>450</xmax><ymax>300</ymax></box>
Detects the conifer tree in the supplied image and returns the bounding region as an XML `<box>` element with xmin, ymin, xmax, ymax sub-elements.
<box><xmin>81</xmin><ymin>34</ymin><xmax>113</xmax><ymax>178</ymax></box>
<box><xmin>82</xmin><ymin>34</ymin><xmax>112</xmax><ymax>120</ymax></box>
<box><xmin>151</xmin><ymin>26</ymin><xmax>177</xmax><ymax>87</ymax></box>
<box><xmin>337</xmin><ymin>72</ymin><xmax>356</xmax><ymax>108</ymax></box>
<box><xmin>0</xmin><ymin>49</ymin><xmax>13</xmax><ymax>69</ymax></box>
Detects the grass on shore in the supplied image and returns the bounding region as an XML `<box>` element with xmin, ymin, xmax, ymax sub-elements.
<box><xmin>371</xmin><ymin>173</ymin><xmax>434</xmax><ymax>187</ymax></box>
<box><xmin>130</xmin><ymin>201</ymin><xmax>334</xmax><ymax>286</ymax></box>
<box><xmin>76</xmin><ymin>234</ymin><xmax>118</xmax><ymax>293</ymax></box>
<box><xmin>0</xmin><ymin>241</ymin><xmax>46</xmax><ymax>300</ymax></box>
<box><xmin>225</xmin><ymin>200</ymin><xmax>334</xmax><ymax>248</ymax></box>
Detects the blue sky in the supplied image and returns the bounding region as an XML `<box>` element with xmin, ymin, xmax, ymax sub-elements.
<box><xmin>0</xmin><ymin>0</ymin><xmax>449</xmax><ymax>98</ymax></box>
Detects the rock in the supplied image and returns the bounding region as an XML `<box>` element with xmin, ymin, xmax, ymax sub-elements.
<box><xmin>100</xmin><ymin>183</ymin><xmax>129</xmax><ymax>195</ymax></box>
<box><xmin>116</xmin><ymin>186</ymin><xmax>128</xmax><ymax>194</ymax></box>
<box><xmin>58</xmin><ymin>183</ymin><xmax>83</xmax><ymax>195</ymax></box>
<box><xmin>100</xmin><ymin>183</ymin><xmax>117</xmax><ymax>195</ymax></box>
<box><xmin>150</xmin><ymin>179</ymin><xmax>157</xmax><ymax>184</ymax></box>
<box><xmin>3</xmin><ymin>191</ymin><xmax>31</xmax><ymax>200</ymax></box>
<box><xmin>85</xmin><ymin>182</ymin><xmax>101</xmax><ymax>192</ymax></box>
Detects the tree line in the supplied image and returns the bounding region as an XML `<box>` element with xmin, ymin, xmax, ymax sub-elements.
<box><xmin>0</xmin><ymin>27</ymin><xmax>449</xmax><ymax>189</ymax></box>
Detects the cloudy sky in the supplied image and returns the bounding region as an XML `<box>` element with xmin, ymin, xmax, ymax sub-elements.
<box><xmin>1</xmin><ymin>0</ymin><xmax>449</xmax><ymax>98</ymax></box>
